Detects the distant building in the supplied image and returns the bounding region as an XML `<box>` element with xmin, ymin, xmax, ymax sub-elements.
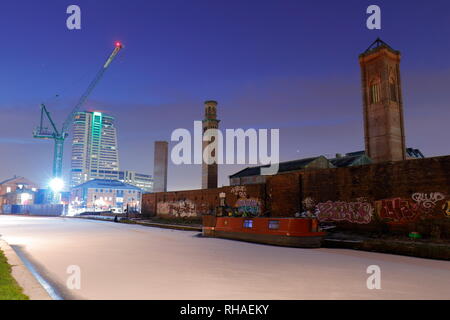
<box><xmin>0</xmin><ymin>176</ymin><xmax>38</xmax><ymax>195</ymax></box>
<box><xmin>229</xmin><ymin>156</ymin><xmax>334</xmax><ymax>186</ymax></box>
<box><xmin>229</xmin><ymin>148</ymin><xmax>423</xmax><ymax>186</ymax></box>
<box><xmin>0</xmin><ymin>176</ymin><xmax>38</xmax><ymax>209</ymax></box>
<box><xmin>346</xmin><ymin>148</ymin><xmax>424</xmax><ymax>160</ymax></box>
<box><xmin>329</xmin><ymin>153</ymin><xmax>373</xmax><ymax>167</ymax></box>
<box><xmin>405</xmin><ymin>148</ymin><xmax>425</xmax><ymax>159</ymax></box>
<box><xmin>70</xmin><ymin>179</ymin><xmax>142</xmax><ymax>214</ymax></box>
<box><xmin>2</xmin><ymin>188</ymin><xmax>35</xmax><ymax>206</ymax></box>
<box><xmin>118</xmin><ymin>170</ymin><xmax>153</xmax><ymax>193</ymax></box>
<box><xmin>70</xmin><ymin>111</ymin><xmax>120</xmax><ymax>187</ymax></box>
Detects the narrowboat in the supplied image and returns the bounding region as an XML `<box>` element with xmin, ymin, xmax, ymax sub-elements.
<box><xmin>202</xmin><ymin>216</ymin><xmax>326</xmax><ymax>248</ymax></box>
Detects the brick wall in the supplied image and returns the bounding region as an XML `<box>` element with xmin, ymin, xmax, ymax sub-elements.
<box><xmin>142</xmin><ymin>184</ymin><xmax>266</xmax><ymax>219</ymax></box>
<box><xmin>142</xmin><ymin>155</ymin><xmax>450</xmax><ymax>237</ymax></box>
<box><xmin>268</xmin><ymin>155</ymin><xmax>450</xmax><ymax>237</ymax></box>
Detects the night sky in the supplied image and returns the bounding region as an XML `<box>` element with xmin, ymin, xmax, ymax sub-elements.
<box><xmin>1</xmin><ymin>0</ymin><xmax>449</xmax><ymax>191</ymax></box>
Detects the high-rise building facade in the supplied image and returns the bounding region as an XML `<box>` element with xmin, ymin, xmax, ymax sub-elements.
<box><xmin>118</xmin><ymin>170</ymin><xmax>153</xmax><ymax>193</ymax></box>
<box><xmin>359</xmin><ymin>38</ymin><xmax>406</xmax><ymax>163</ymax></box>
<box><xmin>70</xmin><ymin>111</ymin><xmax>120</xmax><ymax>187</ymax></box>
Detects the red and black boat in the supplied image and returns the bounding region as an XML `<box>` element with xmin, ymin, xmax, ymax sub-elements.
<box><xmin>203</xmin><ymin>216</ymin><xmax>326</xmax><ymax>248</ymax></box>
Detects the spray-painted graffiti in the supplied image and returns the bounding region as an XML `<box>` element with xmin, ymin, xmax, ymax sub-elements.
<box><xmin>157</xmin><ymin>200</ymin><xmax>197</xmax><ymax>217</ymax></box>
<box><xmin>412</xmin><ymin>192</ymin><xmax>445</xmax><ymax>211</ymax></box>
<box><xmin>378</xmin><ymin>192</ymin><xmax>446</xmax><ymax>223</ymax></box>
<box><xmin>235</xmin><ymin>198</ymin><xmax>260</xmax><ymax>216</ymax></box>
<box><xmin>302</xmin><ymin>197</ymin><xmax>316</xmax><ymax>210</ymax></box>
<box><xmin>443</xmin><ymin>201</ymin><xmax>450</xmax><ymax>217</ymax></box>
<box><xmin>378</xmin><ymin>198</ymin><xmax>420</xmax><ymax>223</ymax></box>
<box><xmin>316</xmin><ymin>201</ymin><xmax>373</xmax><ymax>224</ymax></box>
<box><xmin>231</xmin><ymin>186</ymin><xmax>247</xmax><ymax>198</ymax></box>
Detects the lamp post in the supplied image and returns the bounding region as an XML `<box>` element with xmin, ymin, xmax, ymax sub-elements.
<box><xmin>219</xmin><ymin>192</ymin><xmax>226</xmax><ymax>206</ymax></box>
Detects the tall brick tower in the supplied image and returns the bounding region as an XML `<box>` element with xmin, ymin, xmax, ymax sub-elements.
<box><xmin>202</xmin><ymin>100</ymin><xmax>220</xmax><ymax>189</ymax></box>
<box><xmin>359</xmin><ymin>38</ymin><xmax>406</xmax><ymax>163</ymax></box>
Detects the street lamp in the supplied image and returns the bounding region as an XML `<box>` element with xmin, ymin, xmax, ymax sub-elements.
<box><xmin>49</xmin><ymin>178</ymin><xmax>64</xmax><ymax>192</ymax></box>
<box><xmin>49</xmin><ymin>178</ymin><xmax>64</xmax><ymax>204</ymax></box>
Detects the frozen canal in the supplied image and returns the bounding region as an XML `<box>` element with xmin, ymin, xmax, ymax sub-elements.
<box><xmin>0</xmin><ymin>215</ymin><xmax>449</xmax><ymax>300</ymax></box>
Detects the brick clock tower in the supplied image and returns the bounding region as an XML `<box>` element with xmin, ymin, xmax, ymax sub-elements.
<box><xmin>359</xmin><ymin>38</ymin><xmax>406</xmax><ymax>163</ymax></box>
<box><xmin>202</xmin><ymin>100</ymin><xmax>219</xmax><ymax>189</ymax></box>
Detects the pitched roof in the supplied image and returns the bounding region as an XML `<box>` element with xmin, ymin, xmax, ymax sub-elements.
<box><xmin>406</xmin><ymin>148</ymin><xmax>425</xmax><ymax>159</ymax></box>
<box><xmin>229</xmin><ymin>156</ymin><xmax>324</xmax><ymax>178</ymax></box>
<box><xmin>361</xmin><ymin>38</ymin><xmax>400</xmax><ymax>56</ymax></box>
<box><xmin>344</xmin><ymin>148</ymin><xmax>425</xmax><ymax>159</ymax></box>
<box><xmin>0</xmin><ymin>176</ymin><xmax>36</xmax><ymax>186</ymax></box>
<box><xmin>0</xmin><ymin>176</ymin><xmax>20</xmax><ymax>185</ymax></box>
<box><xmin>73</xmin><ymin>179</ymin><xmax>142</xmax><ymax>191</ymax></box>
<box><xmin>329</xmin><ymin>154</ymin><xmax>372</xmax><ymax>167</ymax></box>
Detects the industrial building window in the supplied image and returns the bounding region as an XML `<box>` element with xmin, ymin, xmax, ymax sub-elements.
<box><xmin>370</xmin><ymin>79</ymin><xmax>381</xmax><ymax>104</ymax></box>
<box><xmin>268</xmin><ymin>220</ymin><xmax>280</xmax><ymax>230</ymax></box>
<box><xmin>243</xmin><ymin>220</ymin><xmax>253</xmax><ymax>228</ymax></box>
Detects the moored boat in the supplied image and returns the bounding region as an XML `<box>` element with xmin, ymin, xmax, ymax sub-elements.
<box><xmin>202</xmin><ymin>216</ymin><xmax>326</xmax><ymax>248</ymax></box>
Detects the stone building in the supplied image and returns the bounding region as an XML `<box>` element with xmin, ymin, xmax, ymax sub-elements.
<box><xmin>359</xmin><ymin>38</ymin><xmax>407</xmax><ymax>163</ymax></box>
<box><xmin>0</xmin><ymin>176</ymin><xmax>38</xmax><ymax>210</ymax></box>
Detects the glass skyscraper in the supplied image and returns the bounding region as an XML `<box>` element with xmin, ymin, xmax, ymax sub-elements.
<box><xmin>70</xmin><ymin>111</ymin><xmax>120</xmax><ymax>187</ymax></box>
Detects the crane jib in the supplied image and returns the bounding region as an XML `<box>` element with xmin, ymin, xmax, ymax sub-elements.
<box><xmin>104</xmin><ymin>47</ymin><xmax>121</xmax><ymax>68</ymax></box>
<box><xmin>33</xmin><ymin>43</ymin><xmax>123</xmax><ymax>182</ymax></box>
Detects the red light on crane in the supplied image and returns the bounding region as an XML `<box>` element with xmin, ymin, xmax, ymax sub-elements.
<box><xmin>115</xmin><ymin>42</ymin><xmax>122</xmax><ymax>48</ymax></box>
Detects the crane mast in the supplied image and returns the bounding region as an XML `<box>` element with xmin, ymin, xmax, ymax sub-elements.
<box><xmin>33</xmin><ymin>42</ymin><xmax>123</xmax><ymax>185</ymax></box>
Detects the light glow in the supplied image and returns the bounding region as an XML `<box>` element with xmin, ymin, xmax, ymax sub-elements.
<box><xmin>49</xmin><ymin>178</ymin><xmax>64</xmax><ymax>192</ymax></box>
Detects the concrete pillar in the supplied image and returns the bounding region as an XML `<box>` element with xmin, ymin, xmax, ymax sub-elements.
<box><xmin>153</xmin><ymin>141</ymin><xmax>168</xmax><ymax>192</ymax></box>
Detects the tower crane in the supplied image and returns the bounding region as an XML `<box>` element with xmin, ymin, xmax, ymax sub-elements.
<box><xmin>33</xmin><ymin>42</ymin><xmax>123</xmax><ymax>193</ymax></box>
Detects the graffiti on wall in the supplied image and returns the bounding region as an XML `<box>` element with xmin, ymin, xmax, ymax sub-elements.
<box><xmin>235</xmin><ymin>198</ymin><xmax>261</xmax><ymax>216</ymax></box>
<box><xmin>231</xmin><ymin>186</ymin><xmax>247</xmax><ymax>198</ymax></box>
<box><xmin>302</xmin><ymin>197</ymin><xmax>316</xmax><ymax>210</ymax></box>
<box><xmin>411</xmin><ymin>192</ymin><xmax>445</xmax><ymax>211</ymax></box>
<box><xmin>310</xmin><ymin>192</ymin><xmax>448</xmax><ymax>225</ymax></box>
<box><xmin>378</xmin><ymin>192</ymin><xmax>446</xmax><ymax>223</ymax></box>
<box><xmin>378</xmin><ymin>198</ymin><xmax>420</xmax><ymax>223</ymax></box>
<box><xmin>157</xmin><ymin>200</ymin><xmax>197</xmax><ymax>217</ymax></box>
<box><xmin>316</xmin><ymin>201</ymin><xmax>374</xmax><ymax>224</ymax></box>
<box><xmin>443</xmin><ymin>201</ymin><xmax>450</xmax><ymax>217</ymax></box>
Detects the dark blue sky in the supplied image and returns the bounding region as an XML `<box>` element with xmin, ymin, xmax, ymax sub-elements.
<box><xmin>1</xmin><ymin>0</ymin><xmax>449</xmax><ymax>190</ymax></box>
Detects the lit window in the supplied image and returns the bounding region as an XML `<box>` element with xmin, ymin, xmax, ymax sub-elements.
<box><xmin>6</xmin><ymin>187</ymin><xmax>11</xmax><ymax>193</ymax></box>
<box><xmin>268</xmin><ymin>220</ymin><xmax>280</xmax><ymax>230</ymax></box>
<box><xmin>243</xmin><ymin>220</ymin><xmax>253</xmax><ymax>228</ymax></box>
